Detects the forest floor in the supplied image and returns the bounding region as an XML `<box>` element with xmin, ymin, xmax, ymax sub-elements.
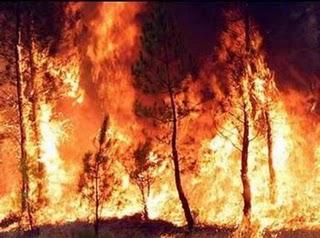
<box><xmin>0</xmin><ymin>215</ymin><xmax>320</xmax><ymax>238</ymax></box>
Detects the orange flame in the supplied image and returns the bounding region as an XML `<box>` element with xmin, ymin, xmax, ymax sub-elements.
<box><xmin>1</xmin><ymin>3</ymin><xmax>320</xmax><ymax>237</ymax></box>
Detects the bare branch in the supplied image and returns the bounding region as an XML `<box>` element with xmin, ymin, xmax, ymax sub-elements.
<box><xmin>227</xmin><ymin>110</ymin><xmax>244</xmax><ymax>124</ymax></box>
<box><xmin>213</xmin><ymin>122</ymin><xmax>242</xmax><ymax>151</ymax></box>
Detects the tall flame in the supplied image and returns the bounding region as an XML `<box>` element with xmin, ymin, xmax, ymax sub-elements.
<box><xmin>38</xmin><ymin>103</ymin><xmax>67</xmax><ymax>201</ymax></box>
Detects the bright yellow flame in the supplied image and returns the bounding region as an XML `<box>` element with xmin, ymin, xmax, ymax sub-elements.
<box><xmin>39</xmin><ymin>103</ymin><xmax>68</xmax><ymax>201</ymax></box>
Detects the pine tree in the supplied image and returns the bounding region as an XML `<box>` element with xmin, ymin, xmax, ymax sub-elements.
<box><xmin>78</xmin><ymin>115</ymin><xmax>115</xmax><ymax>237</ymax></box>
<box><xmin>217</xmin><ymin>5</ymin><xmax>278</xmax><ymax>236</ymax></box>
<box><xmin>13</xmin><ymin>2</ymin><xmax>34</xmax><ymax>230</ymax></box>
<box><xmin>129</xmin><ymin>140</ymin><xmax>158</xmax><ymax>220</ymax></box>
<box><xmin>132</xmin><ymin>3</ymin><xmax>194</xmax><ymax>231</ymax></box>
<box><xmin>0</xmin><ymin>2</ymin><xmax>66</xmax><ymax>231</ymax></box>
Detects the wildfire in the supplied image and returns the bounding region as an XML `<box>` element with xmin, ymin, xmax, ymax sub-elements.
<box><xmin>1</xmin><ymin>2</ymin><xmax>320</xmax><ymax>238</ymax></box>
<box><xmin>38</xmin><ymin>103</ymin><xmax>67</xmax><ymax>201</ymax></box>
<box><xmin>48</xmin><ymin>58</ymin><xmax>84</xmax><ymax>104</ymax></box>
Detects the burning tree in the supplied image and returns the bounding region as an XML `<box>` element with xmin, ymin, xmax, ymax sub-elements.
<box><xmin>132</xmin><ymin>3</ymin><xmax>194</xmax><ymax>231</ymax></box>
<box><xmin>78</xmin><ymin>115</ymin><xmax>116</xmax><ymax>237</ymax></box>
<box><xmin>216</xmin><ymin>6</ymin><xmax>279</xmax><ymax>236</ymax></box>
<box><xmin>14</xmin><ymin>3</ymin><xmax>33</xmax><ymax>230</ymax></box>
<box><xmin>128</xmin><ymin>140</ymin><xmax>159</xmax><ymax>220</ymax></box>
<box><xmin>213</xmin><ymin>8</ymin><xmax>253</xmax><ymax>232</ymax></box>
<box><xmin>0</xmin><ymin>2</ymin><xmax>65</xmax><ymax>231</ymax></box>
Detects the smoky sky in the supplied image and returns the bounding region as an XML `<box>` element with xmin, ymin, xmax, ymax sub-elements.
<box><xmin>168</xmin><ymin>2</ymin><xmax>320</xmax><ymax>90</ymax></box>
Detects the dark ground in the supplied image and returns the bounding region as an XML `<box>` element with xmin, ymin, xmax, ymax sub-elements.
<box><xmin>1</xmin><ymin>214</ymin><xmax>320</xmax><ymax>238</ymax></box>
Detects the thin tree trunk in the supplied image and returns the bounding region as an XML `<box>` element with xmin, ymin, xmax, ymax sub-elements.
<box><xmin>14</xmin><ymin>2</ymin><xmax>34</xmax><ymax>231</ymax></box>
<box><xmin>240</xmin><ymin>3</ymin><xmax>252</xmax><ymax>221</ymax></box>
<box><xmin>168</xmin><ymin>87</ymin><xmax>194</xmax><ymax>231</ymax></box>
<box><xmin>94</xmin><ymin>148</ymin><xmax>103</xmax><ymax>237</ymax></box>
<box><xmin>241</xmin><ymin>106</ymin><xmax>251</xmax><ymax>219</ymax></box>
<box><xmin>94</xmin><ymin>161</ymin><xmax>99</xmax><ymax>237</ymax></box>
<box><xmin>140</xmin><ymin>186</ymin><xmax>149</xmax><ymax>220</ymax></box>
<box><xmin>265</xmin><ymin>110</ymin><xmax>276</xmax><ymax>203</ymax></box>
<box><xmin>163</xmin><ymin>40</ymin><xmax>194</xmax><ymax>231</ymax></box>
<box><xmin>26</xmin><ymin>6</ymin><xmax>44</xmax><ymax>205</ymax></box>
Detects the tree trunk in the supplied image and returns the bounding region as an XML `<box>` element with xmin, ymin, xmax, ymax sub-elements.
<box><xmin>94</xmin><ymin>161</ymin><xmax>100</xmax><ymax>238</ymax></box>
<box><xmin>25</xmin><ymin>6</ymin><xmax>44</xmax><ymax>205</ymax></box>
<box><xmin>94</xmin><ymin>148</ymin><xmax>104</xmax><ymax>238</ymax></box>
<box><xmin>240</xmin><ymin>2</ymin><xmax>252</xmax><ymax>224</ymax></box>
<box><xmin>163</xmin><ymin>38</ymin><xmax>194</xmax><ymax>231</ymax></box>
<box><xmin>94</xmin><ymin>210</ymin><xmax>99</xmax><ymax>238</ymax></box>
<box><xmin>241</xmin><ymin>107</ymin><xmax>251</xmax><ymax>219</ymax></box>
<box><xmin>265</xmin><ymin>110</ymin><xmax>276</xmax><ymax>203</ymax></box>
<box><xmin>14</xmin><ymin>2</ymin><xmax>34</xmax><ymax>231</ymax></box>
<box><xmin>168</xmin><ymin>87</ymin><xmax>194</xmax><ymax>232</ymax></box>
<box><xmin>140</xmin><ymin>186</ymin><xmax>149</xmax><ymax>220</ymax></box>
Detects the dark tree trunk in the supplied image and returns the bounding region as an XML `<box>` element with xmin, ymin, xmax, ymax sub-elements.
<box><xmin>140</xmin><ymin>186</ymin><xmax>149</xmax><ymax>220</ymax></box>
<box><xmin>94</xmin><ymin>146</ymin><xmax>104</xmax><ymax>238</ymax></box>
<box><xmin>25</xmin><ymin>5</ymin><xmax>44</xmax><ymax>205</ymax></box>
<box><xmin>94</xmin><ymin>212</ymin><xmax>99</xmax><ymax>238</ymax></box>
<box><xmin>168</xmin><ymin>87</ymin><xmax>194</xmax><ymax>232</ymax></box>
<box><xmin>241</xmin><ymin>107</ymin><xmax>251</xmax><ymax>219</ymax></box>
<box><xmin>265</xmin><ymin>110</ymin><xmax>276</xmax><ymax>203</ymax></box>
<box><xmin>94</xmin><ymin>160</ymin><xmax>100</xmax><ymax>237</ymax></box>
<box><xmin>240</xmin><ymin>3</ymin><xmax>252</xmax><ymax>221</ymax></box>
<box><xmin>163</xmin><ymin>39</ymin><xmax>194</xmax><ymax>231</ymax></box>
<box><xmin>14</xmin><ymin>2</ymin><xmax>34</xmax><ymax>231</ymax></box>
